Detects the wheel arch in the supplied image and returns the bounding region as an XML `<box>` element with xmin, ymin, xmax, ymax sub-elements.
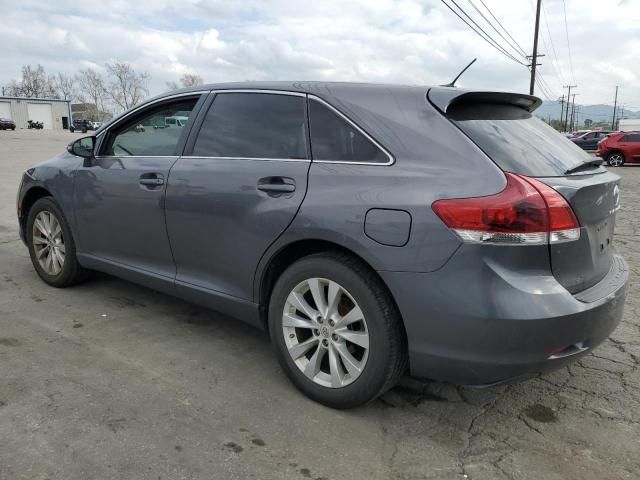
<box><xmin>256</xmin><ymin>238</ymin><xmax>406</xmax><ymax>335</ymax></box>
<box><xmin>19</xmin><ymin>185</ymin><xmax>53</xmax><ymax>239</ymax></box>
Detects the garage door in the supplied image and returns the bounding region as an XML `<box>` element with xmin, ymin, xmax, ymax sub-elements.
<box><xmin>27</xmin><ymin>103</ymin><xmax>53</xmax><ymax>129</ymax></box>
<box><xmin>0</xmin><ymin>102</ymin><xmax>11</xmax><ymax>119</ymax></box>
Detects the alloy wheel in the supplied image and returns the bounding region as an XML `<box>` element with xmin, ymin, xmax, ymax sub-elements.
<box><xmin>282</xmin><ymin>278</ymin><xmax>369</xmax><ymax>388</ymax></box>
<box><xmin>32</xmin><ymin>210</ymin><xmax>66</xmax><ymax>276</ymax></box>
<box><xmin>609</xmin><ymin>153</ymin><xmax>624</xmax><ymax>167</ymax></box>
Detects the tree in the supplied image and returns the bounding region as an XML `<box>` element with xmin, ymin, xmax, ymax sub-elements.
<box><xmin>5</xmin><ymin>64</ymin><xmax>56</xmax><ymax>98</ymax></box>
<box><xmin>53</xmin><ymin>73</ymin><xmax>75</xmax><ymax>100</ymax></box>
<box><xmin>180</xmin><ymin>73</ymin><xmax>203</xmax><ymax>87</ymax></box>
<box><xmin>76</xmin><ymin>68</ymin><xmax>108</xmax><ymax>114</ymax></box>
<box><xmin>166</xmin><ymin>73</ymin><xmax>203</xmax><ymax>91</ymax></box>
<box><xmin>105</xmin><ymin>62</ymin><xmax>150</xmax><ymax>111</ymax></box>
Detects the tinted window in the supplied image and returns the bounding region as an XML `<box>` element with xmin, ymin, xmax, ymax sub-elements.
<box><xmin>102</xmin><ymin>98</ymin><xmax>198</xmax><ymax>156</ymax></box>
<box><xmin>308</xmin><ymin>99</ymin><xmax>389</xmax><ymax>163</ymax></box>
<box><xmin>626</xmin><ymin>134</ymin><xmax>640</xmax><ymax>142</ymax></box>
<box><xmin>192</xmin><ymin>93</ymin><xmax>307</xmax><ymax>159</ymax></box>
<box><xmin>449</xmin><ymin>103</ymin><xmax>593</xmax><ymax>177</ymax></box>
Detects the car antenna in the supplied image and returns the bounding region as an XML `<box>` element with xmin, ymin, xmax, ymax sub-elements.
<box><xmin>441</xmin><ymin>58</ymin><xmax>477</xmax><ymax>88</ymax></box>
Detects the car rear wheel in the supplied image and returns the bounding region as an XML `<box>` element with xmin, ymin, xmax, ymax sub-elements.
<box><xmin>27</xmin><ymin>197</ymin><xmax>89</xmax><ymax>287</ymax></box>
<box><xmin>607</xmin><ymin>152</ymin><xmax>625</xmax><ymax>167</ymax></box>
<box><xmin>269</xmin><ymin>252</ymin><xmax>407</xmax><ymax>408</ymax></box>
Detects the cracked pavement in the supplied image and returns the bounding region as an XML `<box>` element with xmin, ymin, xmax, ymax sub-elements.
<box><xmin>0</xmin><ymin>130</ymin><xmax>638</xmax><ymax>479</ymax></box>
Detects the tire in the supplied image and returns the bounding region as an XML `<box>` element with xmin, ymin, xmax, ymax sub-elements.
<box><xmin>69</xmin><ymin>126</ymin><xmax>75</xmax><ymax>133</ymax></box>
<box><xmin>606</xmin><ymin>152</ymin><xmax>625</xmax><ymax>167</ymax></box>
<box><xmin>81</xmin><ymin>128</ymin><xmax>87</xmax><ymax>133</ymax></box>
<box><xmin>268</xmin><ymin>252</ymin><xmax>407</xmax><ymax>408</ymax></box>
<box><xmin>26</xmin><ymin>197</ymin><xmax>89</xmax><ymax>288</ymax></box>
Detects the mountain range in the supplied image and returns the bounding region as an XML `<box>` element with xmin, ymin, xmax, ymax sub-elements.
<box><xmin>535</xmin><ymin>101</ymin><xmax>640</xmax><ymax>122</ymax></box>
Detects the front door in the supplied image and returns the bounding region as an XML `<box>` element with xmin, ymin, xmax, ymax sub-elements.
<box><xmin>165</xmin><ymin>91</ymin><xmax>310</xmax><ymax>301</ymax></box>
<box><xmin>73</xmin><ymin>95</ymin><xmax>204</xmax><ymax>279</ymax></box>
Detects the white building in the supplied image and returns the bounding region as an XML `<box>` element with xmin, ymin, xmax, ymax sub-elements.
<box><xmin>0</xmin><ymin>96</ymin><xmax>72</xmax><ymax>130</ymax></box>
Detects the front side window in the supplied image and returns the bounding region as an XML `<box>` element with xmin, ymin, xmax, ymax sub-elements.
<box><xmin>192</xmin><ymin>93</ymin><xmax>307</xmax><ymax>159</ymax></box>
<box><xmin>628</xmin><ymin>134</ymin><xmax>640</xmax><ymax>142</ymax></box>
<box><xmin>102</xmin><ymin>98</ymin><xmax>198</xmax><ymax>156</ymax></box>
<box><xmin>308</xmin><ymin>99</ymin><xmax>389</xmax><ymax>163</ymax></box>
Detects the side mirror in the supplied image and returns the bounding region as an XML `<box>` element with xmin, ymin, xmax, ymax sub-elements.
<box><xmin>67</xmin><ymin>136</ymin><xmax>95</xmax><ymax>159</ymax></box>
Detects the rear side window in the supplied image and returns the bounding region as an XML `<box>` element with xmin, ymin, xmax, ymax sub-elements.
<box><xmin>621</xmin><ymin>134</ymin><xmax>640</xmax><ymax>142</ymax></box>
<box><xmin>308</xmin><ymin>99</ymin><xmax>389</xmax><ymax>163</ymax></box>
<box><xmin>449</xmin><ymin>103</ymin><xmax>592</xmax><ymax>177</ymax></box>
<box><xmin>192</xmin><ymin>93</ymin><xmax>307</xmax><ymax>159</ymax></box>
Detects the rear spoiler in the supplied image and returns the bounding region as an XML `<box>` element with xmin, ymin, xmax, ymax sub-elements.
<box><xmin>427</xmin><ymin>88</ymin><xmax>542</xmax><ymax>114</ymax></box>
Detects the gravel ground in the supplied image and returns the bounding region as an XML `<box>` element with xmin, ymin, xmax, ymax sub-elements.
<box><xmin>0</xmin><ymin>129</ymin><xmax>638</xmax><ymax>480</ymax></box>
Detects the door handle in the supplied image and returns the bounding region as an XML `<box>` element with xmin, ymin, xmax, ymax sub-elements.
<box><xmin>257</xmin><ymin>183</ymin><xmax>295</xmax><ymax>193</ymax></box>
<box><xmin>139</xmin><ymin>173</ymin><xmax>165</xmax><ymax>187</ymax></box>
<box><xmin>257</xmin><ymin>177</ymin><xmax>296</xmax><ymax>193</ymax></box>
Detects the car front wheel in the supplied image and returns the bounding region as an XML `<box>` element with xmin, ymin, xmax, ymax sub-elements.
<box><xmin>27</xmin><ymin>197</ymin><xmax>88</xmax><ymax>287</ymax></box>
<box><xmin>607</xmin><ymin>152</ymin><xmax>625</xmax><ymax>167</ymax></box>
<box><xmin>269</xmin><ymin>252</ymin><xmax>407</xmax><ymax>408</ymax></box>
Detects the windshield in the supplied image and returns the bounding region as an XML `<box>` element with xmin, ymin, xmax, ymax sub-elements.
<box><xmin>449</xmin><ymin>103</ymin><xmax>593</xmax><ymax>177</ymax></box>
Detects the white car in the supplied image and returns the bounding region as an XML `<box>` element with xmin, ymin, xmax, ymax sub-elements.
<box><xmin>92</xmin><ymin>122</ymin><xmax>102</xmax><ymax>130</ymax></box>
<box><xmin>165</xmin><ymin>116</ymin><xmax>189</xmax><ymax>127</ymax></box>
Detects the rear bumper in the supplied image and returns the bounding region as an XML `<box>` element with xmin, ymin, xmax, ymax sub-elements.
<box><xmin>380</xmin><ymin>249</ymin><xmax>628</xmax><ymax>385</ymax></box>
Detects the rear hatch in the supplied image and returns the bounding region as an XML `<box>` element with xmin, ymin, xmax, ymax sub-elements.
<box><xmin>429</xmin><ymin>90</ymin><xmax>620</xmax><ymax>294</ymax></box>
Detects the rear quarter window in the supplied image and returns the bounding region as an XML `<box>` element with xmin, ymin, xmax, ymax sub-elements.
<box><xmin>308</xmin><ymin>99</ymin><xmax>391</xmax><ymax>164</ymax></box>
<box><xmin>448</xmin><ymin>103</ymin><xmax>593</xmax><ymax>177</ymax></box>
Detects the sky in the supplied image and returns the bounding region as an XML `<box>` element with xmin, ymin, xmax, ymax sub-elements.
<box><xmin>0</xmin><ymin>0</ymin><xmax>638</xmax><ymax>109</ymax></box>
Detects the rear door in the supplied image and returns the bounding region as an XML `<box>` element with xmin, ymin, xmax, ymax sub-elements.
<box><xmin>444</xmin><ymin>98</ymin><xmax>620</xmax><ymax>293</ymax></box>
<box><xmin>626</xmin><ymin>133</ymin><xmax>640</xmax><ymax>161</ymax></box>
<box><xmin>165</xmin><ymin>91</ymin><xmax>310</xmax><ymax>301</ymax></box>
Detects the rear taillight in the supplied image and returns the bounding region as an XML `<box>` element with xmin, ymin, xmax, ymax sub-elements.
<box><xmin>432</xmin><ymin>173</ymin><xmax>580</xmax><ymax>245</ymax></box>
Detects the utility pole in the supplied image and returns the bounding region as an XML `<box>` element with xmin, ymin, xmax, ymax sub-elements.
<box><xmin>559</xmin><ymin>94</ymin><xmax>565</xmax><ymax>127</ymax></box>
<box><xmin>569</xmin><ymin>96</ymin><xmax>576</xmax><ymax>131</ymax></box>
<box><xmin>563</xmin><ymin>85</ymin><xmax>577</xmax><ymax>131</ymax></box>
<box><xmin>528</xmin><ymin>0</ymin><xmax>543</xmax><ymax>95</ymax></box>
<box><xmin>611</xmin><ymin>86</ymin><xmax>619</xmax><ymax>130</ymax></box>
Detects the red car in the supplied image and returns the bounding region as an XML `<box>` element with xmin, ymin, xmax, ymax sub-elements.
<box><xmin>597</xmin><ymin>131</ymin><xmax>640</xmax><ymax>166</ymax></box>
<box><xmin>0</xmin><ymin>118</ymin><xmax>16</xmax><ymax>130</ymax></box>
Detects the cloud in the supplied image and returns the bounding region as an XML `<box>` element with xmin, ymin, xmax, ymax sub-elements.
<box><xmin>0</xmin><ymin>0</ymin><xmax>638</xmax><ymax>109</ymax></box>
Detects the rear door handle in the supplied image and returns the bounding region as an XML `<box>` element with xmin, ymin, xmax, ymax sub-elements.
<box><xmin>257</xmin><ymin>177</ymin><xmax>296</xmax><ymax>193</ymax></box>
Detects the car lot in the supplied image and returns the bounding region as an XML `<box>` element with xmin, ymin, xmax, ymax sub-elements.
<box><xmin>0</xmin><ymin>129</ymin><xmax>639</xmax><ymax>480</ymax></box>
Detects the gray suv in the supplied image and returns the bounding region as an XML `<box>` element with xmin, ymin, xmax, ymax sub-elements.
<box><xmin>16</xmin><ymin>82</ymin><xmax>628</xmax><ymax>408</ymax></box>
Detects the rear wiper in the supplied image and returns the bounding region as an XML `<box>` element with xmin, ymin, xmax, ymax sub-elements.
<box><xmin>564</xmin><ymin>158</ymin><xmax>604</xmax><ymax>175</ymax></box>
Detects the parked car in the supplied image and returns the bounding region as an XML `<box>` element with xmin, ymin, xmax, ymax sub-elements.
<box><xmin>165</xmin><ymin>115</ymin><xmax>189</xmax><ymax>127</ymax></box>
<box><xmin>92</xmin><ymin>122</ymin><xmax>102</xmax><ymax>130</ymax></box>
<box><xmin>570</xmin><ymin>130</ymin><xmax>612</xmax><ymax>150</ymax></box>
<box><xmin>0</xmin><ymin>117</ymin><xmax>16</xmax><ymax>130</ymax></box>
<box><xmin>570</xmin><ymin>129</ymin><xmax>590</xmax><ymax>138</ymax></box>
<box><xmin>69</xmin><ymin>119</ymin><xmax>94</xmax><ymax>133</ymax></box>
<box><xmin>16</xmin><ymin>82</ymin><xmax>628</xmax><ymax>408</ymax></box>
<box><xmin>597</xmin><ymin>131</ymin><xmax>640</xmax><ymax>166</ymax></box>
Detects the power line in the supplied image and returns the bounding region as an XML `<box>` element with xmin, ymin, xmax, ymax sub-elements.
<box><xmin>477</xmin><ymin>0</ymin><xmax>529</xmax><ymax>57</ymax></box>
<box><xmin>466</xmin><ymin>0</ymin><xmax>527</xmax><ymax>58</ymax></box>
<box><xmin>439</xmin><ymin>0</ymin><xmax>528</xmax><ymax>66</ymax></box>
<box><xmin>562</xmin><ymin>0</ymin><xmax>575</xmax><ymax>84</ymax></box>
<box><xmin>540</xmin><ymin>0</ymin><xmax>566</xmax><ymax>86</ymax></box>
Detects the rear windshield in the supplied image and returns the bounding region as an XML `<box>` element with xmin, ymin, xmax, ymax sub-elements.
<box><xmin>449</xmin><ymin>103</ymin><xmax>593</xmax><ymax>177</ymax></box>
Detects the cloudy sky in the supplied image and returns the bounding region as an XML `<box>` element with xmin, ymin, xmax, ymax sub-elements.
<box><xmin>1</xmin><ymin>0</ymin><xmax>639</xmax><ymax>109</ymax></box>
